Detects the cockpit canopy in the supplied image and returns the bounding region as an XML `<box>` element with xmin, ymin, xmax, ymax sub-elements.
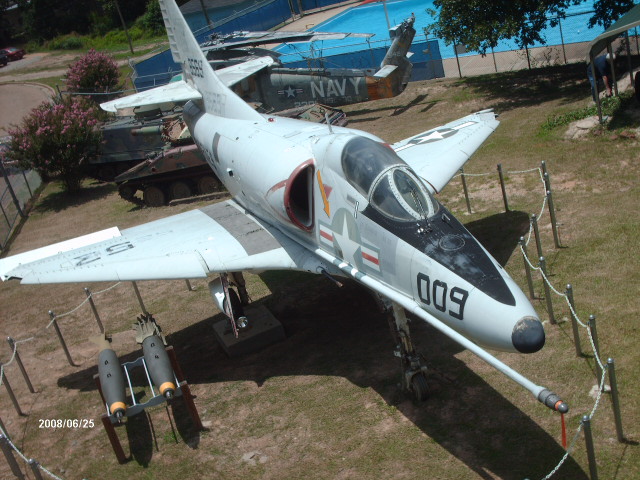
<box><xmin>341</xmin><ymin>136</ymin><xmax>437</xmax><ymax>222</ymax></box>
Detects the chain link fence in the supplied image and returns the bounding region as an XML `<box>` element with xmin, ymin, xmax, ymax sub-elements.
<box><xmin>0</xmin><ymin>164</ymin><xmax>41</xmax><ymax>251</ymax></box>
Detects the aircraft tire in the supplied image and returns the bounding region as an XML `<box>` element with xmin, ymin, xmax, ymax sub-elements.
<box><xmin>410</xmin><ymin>372</ymin><xmax>429</xmax><ymax>401</ymax></box>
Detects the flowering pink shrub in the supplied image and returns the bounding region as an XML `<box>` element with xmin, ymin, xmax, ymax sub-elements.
<box><xmin>65</xmin><ymin>49</ymin><xmax>120</xmax><ymax>98</ymax></box>
<box><xmin>7</xmin><ymin>97</ymin><xmax>102</xmax><ymax>192</ymax></box>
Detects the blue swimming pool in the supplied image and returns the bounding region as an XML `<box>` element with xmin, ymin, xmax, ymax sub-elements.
<box><xmin>275</xmin><ymin>0</ymin><xmax>608</xmax><ymax>64</ymax></box>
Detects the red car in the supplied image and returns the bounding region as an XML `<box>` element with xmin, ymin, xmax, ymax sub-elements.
<box><xmin>0</xmin><ymin>47</ymin><xmax>25</xmax><ymax>61</ymax></box>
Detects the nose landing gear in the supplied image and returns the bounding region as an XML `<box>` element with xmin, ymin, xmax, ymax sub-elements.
<box><xmin>383</xmin><ymin>299</ymin><xmax>429</xmax><ymax>401</ymax></box>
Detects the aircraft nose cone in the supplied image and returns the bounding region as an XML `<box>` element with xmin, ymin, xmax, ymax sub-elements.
<box><xmin>512</xmin><ymin>316</ymin><xmax>545</xmax><ymax>353</ymax></box>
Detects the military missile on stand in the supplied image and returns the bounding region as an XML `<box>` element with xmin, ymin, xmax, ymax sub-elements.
<box><xmin>133</xmin><ymin>315</ymin><xmax>176</xmax><ymax>399</ymax></box>
<box><xmin>92</xmin><ymin>336</ymin><xmax>127</xmax><ymax>420</ymax></box>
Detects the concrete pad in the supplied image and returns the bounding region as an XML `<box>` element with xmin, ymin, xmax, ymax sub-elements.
<box><xmin>212</xmin><ymin>304</ymin><xmax>285</xmax><ymax>357</ymax></box>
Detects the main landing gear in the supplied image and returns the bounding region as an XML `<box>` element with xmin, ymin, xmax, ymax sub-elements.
<box><xmin>209</xmin><ymin>272</ymin><xmax>251</xmax><ymax>335</ymax></box>
<box><xmin>381</xmin><ymin>298</ymin><xmax>429</xmax><ymax>401</ymax></box>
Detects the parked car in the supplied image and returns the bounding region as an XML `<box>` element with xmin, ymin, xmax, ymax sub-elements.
<box><xmin>0</xmin><ymin>47</ymin><xmax>25</xmax><ymax>61</ymax></box>
<box><xmin>0</xmin><ymin>51</ymin><xmax>7</xmax><ymax>66</ymax></box>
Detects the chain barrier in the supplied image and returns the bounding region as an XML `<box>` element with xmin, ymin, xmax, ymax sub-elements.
<box><xmin>459</xmin><ymin>163</ymin><xmax>615</xmax><ymax>478</ymax></box>
<box><xmin>0</xmin><ymin>423</ymin><xmax>70</xmax><ymax>480</ymax></box>
<box><xmin>2</xmin><ymin>282</ymin><xmax>122</xmax><ymax>387</ymax></box>
<box><xmin>0</xmin><ymin>337</ymin><xmax>34</xmax><ymax>388</ymax></box>
<box><xmin>0</xmin><ymin>284</ymin><xmax>124</xmax><ymax>479</ymax></box>
<box><xmin>518</xmin><ymin>220</ymin><xmax>611</xmax><ymax>479</ymax></box>
<box><xmin>45</xmin><ymin>282</ymin><xmax>121</xmax><ymax>327</ymax></box>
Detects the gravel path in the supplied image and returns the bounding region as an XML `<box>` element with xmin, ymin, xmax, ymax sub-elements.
<box><xmin>0</xmin><ymin>82</ymin><xmax>55</xmax><ymax>135</ymax></box>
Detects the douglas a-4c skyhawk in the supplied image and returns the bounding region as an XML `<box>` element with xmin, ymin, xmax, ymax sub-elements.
<box><xmin>0</xmin><ymin>0</ymin><xmax>568</xmax><ymax>414</ymax></box>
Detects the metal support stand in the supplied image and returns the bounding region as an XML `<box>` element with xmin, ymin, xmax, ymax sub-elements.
<box><xmin>95</xmin><ymin>345</ymin><xmax>202</xmax><ymax>463</ymax></box>
<box><xmin>166</xmin><ymin>346</ymin><xmax>203</xmax><ymax>431</ymax></box>
<box><xmin>497</xmin><ymin>163</ymin><xmax>509</xmax><ymax>212</ymax></box>
<box><xmin>1</xmin><ymin>370</ymin><xmax>25</xmax><ymax>416</ymax></box>
<box><xmin>84</xmin><ymin>288</ymin><xmax>104</xmax><ymax>333</ymax></box>
<box><xmin>589</xmin><ymin>315</ymin><xmax>603</xmax><ymax>381</ymax></box>
<box><xmin>582</xmin><ymin>416</ymin><xmax>599</xmax><ymax>480</ymax></box>
<box><xmin>539</xmin><ymin>257</ymin><xmax>556</xmax><ymax>324</ymax></box>
<box><xmin>185</xmin><ymin>279</ymin><xmax>194</xmax><ymax>291</ymax></box>
<box><xmin>519</xmin><ymin>237</ymin><xmax>535</xmax><ymax>299</ymax></box>
<box><xmin>565</xmin><ymin>285</ymin><xmax>582</xmax><ymax>357</ymax></box>
<box><xmin>531</xmin><ymin>214</ymin><xmax>544</xmax><ymax>259</ymax></box>
<box><xmin>607</xmin><ymin>358</ymin><xmax>625</xmax><ymax>442</ymax></box>
<box><xmin>100</xmin><ymin>412</ymin><xmax>128</xmax><ymax>464</ymax></box>
<box><xmin>460</xmin><ymin>168</ymin><xmax>472</xmax><ymax>214</ymax></box>
<box><xmin>48</xmin><ymin>311</ymin><xmax>75</xmax><ymax>366</ymax></box>
<box><xmin>0</xmin><ymin>434</ymin><xmax>24</xmax><ymax>479</ymax></box>
<box><xmin>131</xmin><ymin>282</ymin><xmax>148</xmax><ymax>315</ymax></box>
<box><xmin>6</xmin><ymin>337</ymin><xmax>35</xmax><ymax>393</ymax></box>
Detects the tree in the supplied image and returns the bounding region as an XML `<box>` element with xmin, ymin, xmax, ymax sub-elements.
<box><xmin>65</xmin><ymin>49</ymin><xmax>120</xmax><ymax>99</ymax></box>
<box><xmin>428</xmin><ymin>0</ymin><xmax>635</xmax><ymax>54</ymax></box>
<box><xmin>589</xmin><ymin>0</ymin><xmax>635</xmax><ymax>28</ymax></box>
<box><xmin>7</xmin><ymin>97</ymin><xmax>102</xmax><ymax>193</ymax></box>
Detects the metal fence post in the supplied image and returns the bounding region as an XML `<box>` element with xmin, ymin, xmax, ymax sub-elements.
<box><xmin>607</xmin><ymin>358</ymin><xmax>625</xmax><ymax>443</ymax></box>
<box><xmin>20</xmin><ymin>171</ymin><xmax>32</xmax><ymax>197</ymax></box>
<box><xmin>28</xmin><ymin>459</ymin><xmax>44</xmax><ymax>480</ymax></box>
<box><xmin>84</xmin><ymin>288</ymin><xmax>104</xmax><ymax>333</ymax></box>
<box><xmin>459</xmin><ymin>168</ymin><xmax>472</xmax><ymax>214</ymax></box>
<box><xmin>558</xmin><ymin>18</ymin><xmax>568</xmax><ymax>64</ymax></box>
<box><xmin>0</xmin><ymin>434</ymin><xmax>24</xmax><ymax>479</ymax></box>
<box><xmin>589</xmin><ymin>314</ymin><xmax>603</xmax><ymax>381</ymax></box>
<box><xmin>531</xmin><ymin>213</ymin><xmax>544</xmax><ymax>259</ymax></box>
<box><xmin>6</xmin><ymin>337</ymin><xmax>35</xmax><ymax>393</ymax></box>
<box><xmin>1</xmin><ymin>370</ymin><xmax>25</xmax><ymax>416</ymax></box>
<box><xmin>539</xmin><ymin>257</ymin><xmax>556</xmax><ymax>324</ymax></box>
<box><xmin>497</xmin><ymin>163</ymin><xmax>509</xmax><ymax>212</ymax></box>
<box><xmin>519</xmin><ymin>237</ymin><xmax>535</xmax><ymax>299</ymax></box>
<box><xmin>48</xmin><ymin>311</ymin><xmax>75</xmax><ymax>367</ymax></box>
<box><xmin>582</xmin><ymin>416</ymin><xmax>599</xmax><ymax>480</ymax></box>
<box><xmin>565</xmin><ymin>285</ymin><xmax>582</xmax><ymax>357</ymax></box>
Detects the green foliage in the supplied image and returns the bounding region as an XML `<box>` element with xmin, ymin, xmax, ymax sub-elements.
<box><xmin>6</xmin><ymin>97</ymin><xmax>102</xmax><ymax>193</ymax></box>
<box><xmin>540</xmin><ymin>94</ymin><xmax>623</xmax><ymax>131</ymax></box>
<box><xmin>429</xmin><ymin>0</ymin><xmax>636</xmax><ymax>54</ymax></box>
<box><xmin>141</xmin><ymin>0</ymin><xmax>164</xmax><ymax>35</ymax></box>
<box><xmin>46</xmin><ymin>34</ymin><xmax>86</xmax><ymax>51</ymax></box>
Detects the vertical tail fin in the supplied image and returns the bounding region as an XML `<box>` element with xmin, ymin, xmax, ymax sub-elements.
<box><xmin>159</xmin><ymin>0</ymin><xmax>264</xmax><ymax>122</ymax></box>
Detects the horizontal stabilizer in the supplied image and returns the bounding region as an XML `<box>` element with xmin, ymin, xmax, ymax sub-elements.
<box><xmin>101</xmin><ymin>57</ymin><xmax>274</xmax><ymax>114</ymax></box>
<box><xmin>100</xmin><ymin>80</ymin><xmax>202</xmax><ymax>113</ymax></box>
<box><xmin>373</xmin><ymin>65</ymin><xmax>398</xmax><ymax>78</ymax></box>
<box><xmin>215</xmin><ymin>56</ymin><xmax>275</xmax><ymax>87</ymax></box>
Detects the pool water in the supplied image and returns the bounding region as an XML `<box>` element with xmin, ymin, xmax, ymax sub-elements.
<box><xmin>275</xmin><ymin>0</ymin><xmax>606</xmax><ymax>63</ymax></box>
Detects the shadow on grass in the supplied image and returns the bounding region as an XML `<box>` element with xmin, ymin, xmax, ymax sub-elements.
<box><xmin>461</xmin><ymin>63</ymin><xmax>590</xmax><ymax>113</ymax></box>
<box><xmin>345</xmin><ymin>93</ymin><xmax>436</xmax><ymax>118</ymax></box>
<box><xmin>32</xmin><ymin>181</ymin><xmax>117</xmax><ymax>214</ymax></box>
<box><xmin>465</xmin><ymin>210</ymin><xmax>530</xmax><ymax>266</ymax></box>
<box><xmin>58</xmin><ymin>208</ymin><xmax>584</xmax><ymax>478</ymax></box>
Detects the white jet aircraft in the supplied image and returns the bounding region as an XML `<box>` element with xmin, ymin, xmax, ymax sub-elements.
<box><xmin>0</xmin><ymin>0</ymin><xmax>567</xmax><ymax>412</ymax></box>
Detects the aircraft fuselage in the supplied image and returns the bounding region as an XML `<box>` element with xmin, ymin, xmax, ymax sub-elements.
<box><xmin>184</xmin><ymin>101</ymin><xmax>545</xmax><ymax>355</ymax></box>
